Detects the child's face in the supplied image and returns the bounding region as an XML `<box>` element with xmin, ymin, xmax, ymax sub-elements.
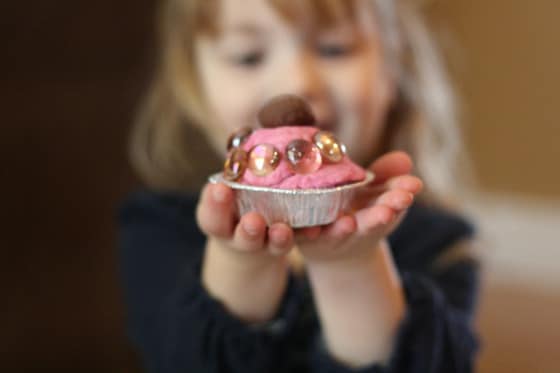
<box><xmin>195</xmin><ymin>0</ymin><xmax>394</xmax><ymax>166</ymax></box>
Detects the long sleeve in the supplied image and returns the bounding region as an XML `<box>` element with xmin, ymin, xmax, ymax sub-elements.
<box><xmin>388</xmin><ymin>260</ymin><xmax>478</xmax><ymax>373</ymax></box>
<box><xmin>117</xmin><ymin>190</ymin><xmax>306</xmax><ymax>373</ymax></box>
<box><xmin>308</xmin><ymin>203</ymin><xmax>479</xmax><ymax>373</ymax></box>
<box><xmin>117</xmin><ymin>190</ymin><xmax>479</xmax><ymax>373</ymax></box>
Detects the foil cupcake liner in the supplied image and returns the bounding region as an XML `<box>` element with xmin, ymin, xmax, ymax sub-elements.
<box><xmin>208</xmin><ymin>171</ymin><xmax>374</xmax><ymax>228</ymax></box>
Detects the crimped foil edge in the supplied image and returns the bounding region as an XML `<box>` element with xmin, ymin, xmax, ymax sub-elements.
<box><xmin>208</xmin><ymin>171</ymin><xmax>374</xmax><ymax>227</ymax></box>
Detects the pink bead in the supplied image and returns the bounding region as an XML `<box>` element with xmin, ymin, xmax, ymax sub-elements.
<box><xmin>248</xmin><ymin>144</ymin><xmax>281</xmax><ymax>176</ymax></box>
<box><xmin>285</xmin><ymin>139</ymin><xmax>322</xmax><ymax>174</ymax></box>
<box><xmin>223</xmin><ymin>148</ymin><xmax>248</xmax><ymax>181</ymax></box>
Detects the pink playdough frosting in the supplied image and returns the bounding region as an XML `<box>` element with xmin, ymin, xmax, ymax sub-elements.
<box><xmin>240</xmin><ymin>127</ymin><xmax>366</xmax><ymax>189</ymax></box>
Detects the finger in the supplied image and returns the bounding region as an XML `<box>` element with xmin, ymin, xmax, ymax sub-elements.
<box><xmin>232</xmin><ymin>212</ymin><xmax>267</xmax><ymax>251</ymax></box>
<box><xmin>267</xmin><ymin>223</ymin><xmax>294</xmax><ymax>256</ymax></box>
<box><xmin>376</xmin><ymin>189</ymin><xmax>414</xmax><ymax>212</ymax></box>
<box><xmin>196</xmin><ymin>183</ymin><xmax>235</xmax><ymax>238</ymax></box>
<box><xmin>392</xmin><ymin>210</ymin><xmax>407</xmax><ymax>229</ymax></box>
<box><xmin>352</xmin><ymin>184</ymin><xmax>387</xmax><ymax>209</ymax></box>
<box><xmin>354</xmin><ymin>204</ymin><xmax>396</xmax><ymax>236</ymax></box>
<box><xmin>354</xmin><ymin>173</ymin><xmax>422</xmax><ymax>212</ymax></box>
<box><xmin>321</xmin><ymin>214</ymin><xmax>357</xmax><ymax>240</ymax></box>
<box><xmin>382</xmin><ymin>209</ymin><xmax>408</xmax><ymax>237</ymax></box>
<box><xmin>386</xmin><ymin>175</ymin><xmax>424</xmax><ymax>194</ymax></box>
<box><xmin>368</xmin><ymin>151</ymin><xmax>413</xmax><ymax>185</ymax></box>
<box><xmin>294</xmin><ymin>226</ymin><xmax>322</xmax><ymax>241</ymax></box>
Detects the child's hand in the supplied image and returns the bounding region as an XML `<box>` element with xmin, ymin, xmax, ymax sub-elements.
<box><xmin>196</xmin><ymin>183</ymin><xmax>295</xmax><ymax>260</ymax></box>
<box><xmin>295</xmin><ymin>151</ymin><xmax>423</xmax><ymax>264</ymax></box>
<box><xmin>197</xmin><ymin>183</ymin><xmax>294</xmax><ymax>323</ymax></box>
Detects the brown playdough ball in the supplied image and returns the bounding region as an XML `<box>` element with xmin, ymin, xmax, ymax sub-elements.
<box><xmin>257</xmin><ymin>94</ymin><xmax>316</xmax><ymax>128</ymax></box>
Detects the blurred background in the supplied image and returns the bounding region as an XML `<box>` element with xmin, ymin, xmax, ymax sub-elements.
<box><xmin>1</xmin><ymin>0</ymin><xmax>558</xmax><ymax>372</ymax></box>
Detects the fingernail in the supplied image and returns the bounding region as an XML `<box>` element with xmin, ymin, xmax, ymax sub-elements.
<box><xmin>398</xmin><ymin>193</ymin><xmax>413</xmax><ymax>208</ymax></box>
<box><xmin>375</xmin><ymin>208</ymin><xmax>393</xmax><ymax>225</ymax></box>
<box><xmin>243</xmin><ymin>222</ymin><xmax>260</xmax><ymax>236</ymax></box>
<box><xmin>273</xmin><ymin>235</ymin><xmax>288</xmax><ymax>247</ymax></box>
<box><xmin>213</xmin><ymin>186</ymin><xmax>226</xmax><ymax>203</ymax></box>
<box><xmin>380</xmin><ymin>213</ymin><xmax>393</xmax><ymax>225</ymax></box>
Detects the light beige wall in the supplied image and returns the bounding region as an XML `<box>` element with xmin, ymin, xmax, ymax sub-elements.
<box><xmin>427</xmin><ymin>0</ymin><xmax>560</xmax><ymax>198</ymax></box>
<box><xmin>426</xmin><ymin>3</ymin><xmax>560</xmax><ymax>372</ymax></box>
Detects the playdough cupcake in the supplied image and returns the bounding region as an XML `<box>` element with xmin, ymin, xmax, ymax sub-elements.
<box><xmin>209</xmin><ymin>95</ymin><xmax>374</xmax><ymax>227</ymax></box>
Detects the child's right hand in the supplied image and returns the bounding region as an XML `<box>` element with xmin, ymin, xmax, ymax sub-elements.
<box><xmin>196</xmin><ymin>183</ymin><xmax>295</xmax><ymax>260</ymax></box>
<box><xmin>196</xmin><ymin>183</ymin><xmax>293</xmax><ymax>323</ymax></box>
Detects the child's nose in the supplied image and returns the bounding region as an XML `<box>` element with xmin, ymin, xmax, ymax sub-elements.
<box><xmin>269</xmin><ymin>52</ymin><xmax>326</xmax><ymax>108</ymax></box>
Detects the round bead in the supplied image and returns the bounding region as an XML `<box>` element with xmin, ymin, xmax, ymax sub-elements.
<box><xmin>257</xmin><ymin>94</ymin><xmax>316</xmax><ymax>128</ymax></box>
<box><xmin>223</xmin><ymin>148</ymin><xmax>248</xmax><ymax>181</ymax></box>
<box><xmin>248</xmin><ymin>144</ymin><xmax>281</xmax><ymax>176</ymax></box>
<box><xmin>285</xmin><ymin>139</ymin><xmax>322</xmax><ymax>174</ymax></box>
<box><xmin>226</xmin><ymin>127</ymin><xmax>253</xmax><ymax>151</ymax></box>
<box><xmin>312</xmin><ymin>131</ymin><xmax>347</xmax><ymax>163</ymax></box>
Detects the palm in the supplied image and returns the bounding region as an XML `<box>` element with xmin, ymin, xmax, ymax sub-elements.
<box><xmin>294</xmin><ymin>151</ymin><xmax>423</xmax><ymax>263</ymax></box>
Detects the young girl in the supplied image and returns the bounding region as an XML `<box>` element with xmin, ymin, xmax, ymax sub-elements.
<box><xmin>119</xmin><ymin>0</ymin><xmax>479</xmax><ymax>372</ymax></box>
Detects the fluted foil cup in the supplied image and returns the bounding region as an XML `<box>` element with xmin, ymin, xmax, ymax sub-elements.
<box><xmin>208</xmin><ymin>171</ymin><xmax>374</xmax><ymax>228</ymax></box>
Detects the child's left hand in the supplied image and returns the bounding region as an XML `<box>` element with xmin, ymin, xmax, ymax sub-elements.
<box><xmin>294</xmin><ymin>151</ymin><xmax>423</xmax><ymax>264</ymax></box>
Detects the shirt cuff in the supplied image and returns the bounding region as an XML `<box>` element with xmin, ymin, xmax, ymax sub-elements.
<box><xmin>309</xmin><ymin>271</ymin><xmax>449</xmax><ymax>373</ymax></box>
<box><xmin>171</xmin><ymin>260</ymin><xmax>305</xmax><ymax>340</ymax></box>
<box><xmin>155</xmin><ymin>262</ymin><xmax>306</xmax><ymax>371</ymax></box>
<box><xmin>310</xmin><ymin>332</ymin><xmax>385</xmax><ymax>373</ymax></box>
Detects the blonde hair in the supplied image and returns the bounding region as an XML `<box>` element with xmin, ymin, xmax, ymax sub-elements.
<box><xmin>129</xmin><ymin>0</ymin><xmax>474</xmax><ymax>205</ymax></box>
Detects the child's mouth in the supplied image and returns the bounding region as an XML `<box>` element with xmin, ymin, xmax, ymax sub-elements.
<box><xmin>316</xmin><ymin>119</ymin><xmax>336</xmax><ymax>132</ymax></box>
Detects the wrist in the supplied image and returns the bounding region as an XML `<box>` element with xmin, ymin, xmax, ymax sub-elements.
<box><xmin>305</xmin><ymin>239</ymin><xmax>384</xmax><ymax>277</ymax></box>
<box><xmin>306</xmin><ymin>240</ymin><xmax>406</xmax><ymax>367</ymax></box>
<box><xmin>307</xmin><ymin>240</ymin><xmax>405</xmax><ymax>318</ymax></box>
<box><xmin>206</xmin><ymin>236</ymin><xmax>288</xmax><ymax>272</ymax></box>
<box><xmin>202</xmin><ymin>237</ymin><xmax>290</xmax><ymax>323</ymax></box>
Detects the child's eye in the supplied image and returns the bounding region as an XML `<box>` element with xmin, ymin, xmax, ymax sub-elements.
<box><xmin>232</xmin><ymin>51</ymin><xmax>265</xmax><ymax>68</ymax></box>
<box><xmin>317</xmin><ymin>42</ymin><xmax>355</xmax><ymax>59</ymax></box>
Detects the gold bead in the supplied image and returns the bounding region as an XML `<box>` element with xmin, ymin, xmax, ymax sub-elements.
<box><xmin>248</xmin><ymin>144</ymin><xmax>281</xmax><ymax>176</ymax></box>
<box><xmin>223</xmin><ymin>148</ymin><xmax>248</xmax><ymax>181</ymax></box>
<box><xmin>313</xmin><ymin>131</ymin><xmax>346</xmax><ymax>163</ymax></box>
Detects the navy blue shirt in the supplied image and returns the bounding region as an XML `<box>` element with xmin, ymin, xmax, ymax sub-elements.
<box><xmin>118</xmin><ymin>190</ymin><xmax>479</xmax><ymax>373</ymax></box>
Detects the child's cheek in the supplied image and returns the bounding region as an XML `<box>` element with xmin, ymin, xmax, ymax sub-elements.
<box><xmin>325</xmin><ymin>54</ymin><xmax>391</xmax><ymax>164</ymax></box>
<box><xmin>197</xmin><ymin>48</ymin><xmax>260</xmax><ymax>136</ymax></box>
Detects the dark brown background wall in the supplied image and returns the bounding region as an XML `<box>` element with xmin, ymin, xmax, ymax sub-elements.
<box><xmin>1</xmin><ymin>1</ymin><xmax>558</xmax><ymax>372</ymax></box>
<box><xmin>1</xmin><ymin>1</ymin><xmax>155</xmax><ymax>371</ymax></box>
